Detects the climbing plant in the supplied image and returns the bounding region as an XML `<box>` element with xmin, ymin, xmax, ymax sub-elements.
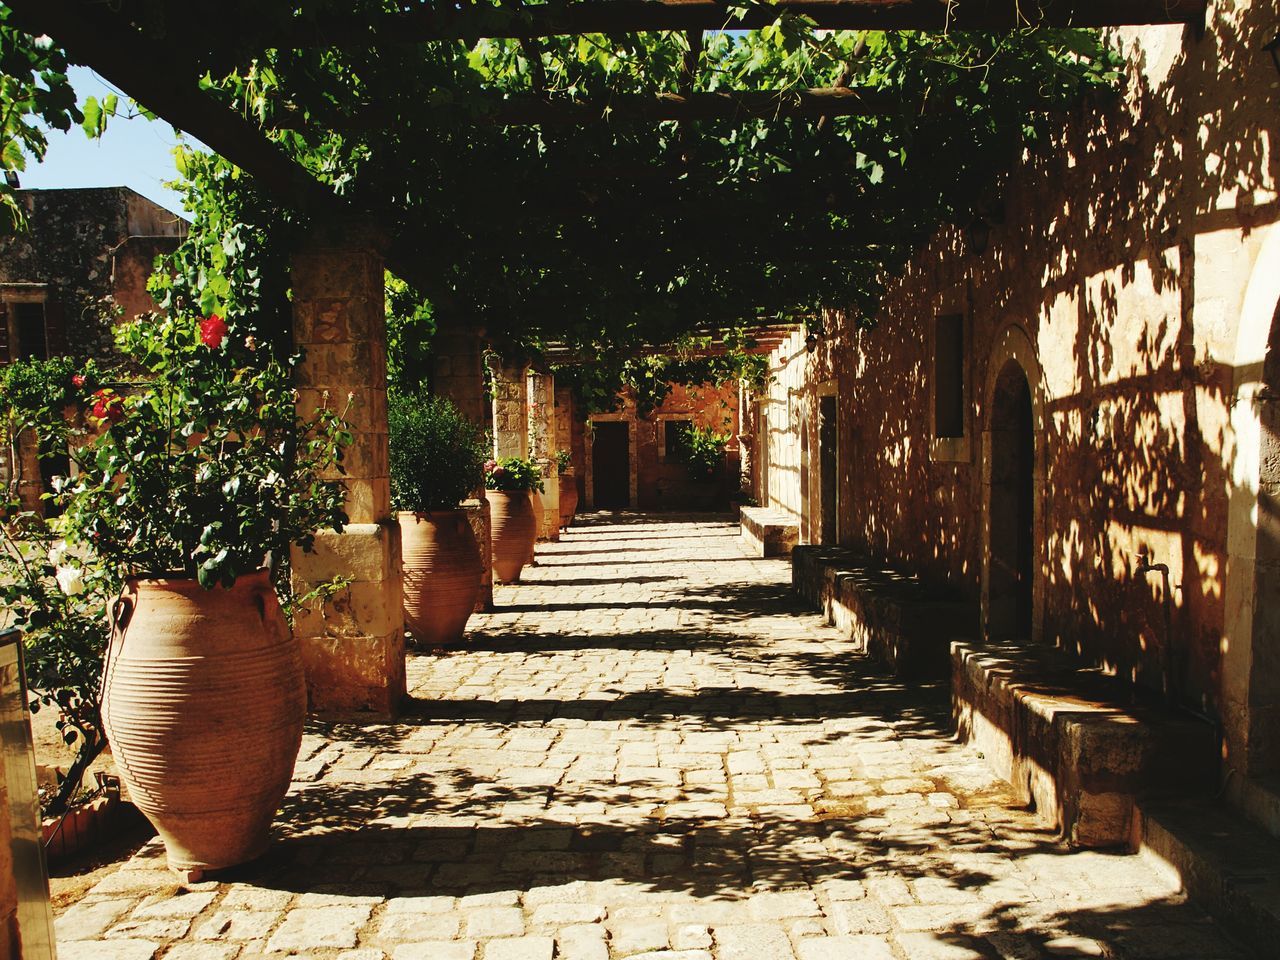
<box><xmin>2</xmin><ymin>7</ymin><xmax>1123</xmax><ymax>352</ymax></box>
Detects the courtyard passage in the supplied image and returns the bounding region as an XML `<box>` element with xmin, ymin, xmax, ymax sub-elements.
<box><xmin>56</xmin><ymin>515</ymin><xmax>1245</xmax><ymax>960</ymax></box>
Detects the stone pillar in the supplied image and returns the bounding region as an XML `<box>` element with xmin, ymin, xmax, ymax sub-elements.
<box><xmin>528</xmin><ymin>368</ymin><xmax>559</xmax><ymax>541</ymax></box>
<box><xmin>491</xmin><ymin>358</ymin><xmax>529</xmax><ymax>459</ymax></box>
<box><xmin>290</xmin><ymin>242</ymin><xmax>406</xmax><ymax>716</ymax></box>
<box><xmin>432</xmin><ymin>320</ymin><xmax>493</xmax><ymax>611</ymax></box>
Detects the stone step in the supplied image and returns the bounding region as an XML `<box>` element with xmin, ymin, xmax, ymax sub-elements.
<box><xmin>1137</xmin><ymin>796</ymin><xmax>1280</xmax><ymax>957</ymax></box>
<box><xmin>1225</xmin><ymin>773</ymin><xmax>1280</xmax><ymax>841</ymax></box>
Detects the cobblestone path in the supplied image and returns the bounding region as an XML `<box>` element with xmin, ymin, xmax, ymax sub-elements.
<box><xmin>57</xmin><ymin>515</ymin><xmax>1248</xmax><ymax>959</ymax></box>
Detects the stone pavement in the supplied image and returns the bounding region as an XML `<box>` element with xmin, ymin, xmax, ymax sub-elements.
<box><xmin>55</xmin><ymin>515</ymin><xmax>1250</xmax><ymax>959</ymax></box>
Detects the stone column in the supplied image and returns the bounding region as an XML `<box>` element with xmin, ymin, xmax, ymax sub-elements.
<box><xmin>290</xmin><ymin>242</ymin><xmax>405</xmax><ymax>716</ymax></box>
<box><xmin>528</xmin><ymin>368</ymin><xmax>559</xmax><ymax>541</ymax></box>
<box><xmin>431</xmin><ymin>320</ymin><xmax>493</xmax><ymax>611</ymax></box>
<box><xmin>491</xmin><ymin>357</ymin><xmax>529</xmax><ymax>459</ymax></box>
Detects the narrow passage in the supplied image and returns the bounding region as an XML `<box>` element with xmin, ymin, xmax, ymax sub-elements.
<box><xmin>56</xmin><ymin>515</ymin><xmax>1246</xmax><ymax>960</ymax></box>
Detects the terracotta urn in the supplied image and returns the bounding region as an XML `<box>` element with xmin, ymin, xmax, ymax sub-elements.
<box><xmin>101</xmin><ymin>569</ymin><xmax>304</xmax><ymax>877</ymax></box>
<box><xmin>487</xmin><ymin>489</ymin><xmax>537</xmax><ymax>583</ymax></box>
<box><xmin>399</xmin><ymin>509</ymin><xmax>483</xmax><ymax>646</ymax></box>
<box><xmin>558</xmin><ymin>479</ymin><xmax>579</xmax><ymax>529</ymax></box>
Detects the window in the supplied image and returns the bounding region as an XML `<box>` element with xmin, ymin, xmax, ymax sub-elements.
<box><xmin>13</xmin><ymin>302</ymin><xmax>48</xmax><ymax>361</ymax></box>
<box><xmin>934</xmin><ymin>314</ymin><xmax>965</xmax><ymax>439</ymax></box>
<box><xmin>663</xmin><ymin>418</ymin><xmax>693</xmax><ymax>462</ymax></box>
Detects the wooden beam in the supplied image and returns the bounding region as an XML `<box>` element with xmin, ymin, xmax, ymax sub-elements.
<box><xmin>3</xmin><ymin>0</ymin><xmax>336</xmax><ymax>215</ymax></box>
<box><xmin>244</xmin><ymin>0</ymin><xmax>1205</xmax><ymax>47</ymax></box>
<box><xmin>274</xmin><ymin>86</ymin><xmax>892</xmax><ymax>131</ymax></box>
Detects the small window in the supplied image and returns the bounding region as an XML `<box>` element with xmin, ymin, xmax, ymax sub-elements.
<box><xmin>14</xmin><ymin>302</ymin><xmax>48</xmax><ymax>361</ymax></box>
<box><xmin>663</xmin><ymin>418</ymin><xmax>693</xmax><ymax>462</ymax></box>
<box><xmin>934</xmin><ymin>314</ymin><xmax>965</xmax><ymax>438</ymax></box>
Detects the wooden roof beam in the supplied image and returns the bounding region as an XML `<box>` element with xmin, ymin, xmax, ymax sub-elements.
<box><xmin>255</xmin><ymin>0</ymin><xmax>1206</xmax><ymax>46</ymax></box>
<box><xmin>3</xmin><ymin>0</ymin><xmax>336</xmax><ymax>216</ymax></box>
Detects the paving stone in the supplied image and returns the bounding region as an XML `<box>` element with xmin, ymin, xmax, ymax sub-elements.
<box><xmin>264</xmin><ymin>905</ymin><xmax>372</xmax><ymax>951</ymax></box>
<box><xmin>608</xmin><ymin>917</ymin><xmax>670</xmax><ymax>954</ymax></box>
<box><xmin>378</xmin><ymin>911</ymin><xmax>463</xmax><ymax>940</ymax></box>
<box><xmin>55</xmin><ymin>899</ymin><xmax>134</xmax><ymax>940</ymax></box>
<box><xmin>481</xmin><ymin>936</ymin><xmax>554</xmax><ymax>960</ymax></box>
<box><xmin>796</xmin><ymin>936</ymin><xmax>896</xmax><ymax>960</ymax></box>
<box><xmin>107</xmin><ymin>917</ymin><xmax>192</xmax><ymax>939</ymax></box>
<box><xmin>193</xmin><ymin>910</ymin><xmax>281</xmax><ymax>941</ymax></box>
<box><xmin>747</xmin><ymin>891</ymin><xmax>821</xmax><ymax>920</ymax></box>
<box><xmin>465</xmin><ymin>906</ymin><xmax>526</xmax><ymax>938</ymax></box>
<box><xmin>161</xmin><ymin>945</ymin><xmax>242</xmax><ymax>960</ymax></box>
<box><xmin>391</xmin><ymin>943</ymin><xmax>477</xmax><ymax>960</ymax></box>
<box><xmin>56</xmin><ymin>941</ymin><xmax>159</xmax><ymax>960</ymax></box>
<box><xmin>557</xmin><ymin>923</ymin><xmax>610</xmax><ymax>960</ymax></box>
<box><xmin>892</xmin><ymin>933</ymin><xmax>988</xmax><ymax>960</ymax></box>
<box><xmin>827</xmin><ymin>900</ymin><xmax>891</xmax><ymax>936</ymax></box>
<box><xmin>713</xmin><ymin>923</ymin><xmax>797</xmax><ymax>960</ymax></box>
<box><xmin>530</xmin><ymin>903</ymin><xmax>607</xmax><ymax>924</ymax></box>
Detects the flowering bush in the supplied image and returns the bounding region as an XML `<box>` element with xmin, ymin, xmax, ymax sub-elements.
<box><xmin>484</xmin><ymin>456</ymin><xmax>543</xmax><ymax>493</ymax></box>
<box><xmin>388</xmin><ymin>391</ymin><xmax>487</xmax><ymax>511</ymax></box>
<box><xmin>57</xmin><ymin>312</ymin><xmax>353</xmax><ymax>587</ymax></box>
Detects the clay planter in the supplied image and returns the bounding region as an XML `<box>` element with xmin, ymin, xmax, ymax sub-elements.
<box><xmin>399</xmin><ymin>510</ymin><xmax>483</xmax><ymax>646</ymax></box>
<box><xmin>559</xmin><ymin>480</ymin><xmax>579</xmax><ymax>529</ymax></box>
<box><xmin>101</xmin><ymin>569</ymin><xmax>304</xmax><ymax>877</ymax></box>
<box><xmin>487</xmin><ymin>489</ymin><xmax>537</xmax><ymax>583</ymax></box>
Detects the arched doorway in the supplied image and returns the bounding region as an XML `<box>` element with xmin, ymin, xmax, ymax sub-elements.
<box><xmin>1247</xmin><ymin>299</ymin><xmax>1280</xmax><ymax>775</ymax></box>
<box><xmin>987</xmin><ymin>360</ymin><xmax>1035</xmax><ymax>642</ymax></box>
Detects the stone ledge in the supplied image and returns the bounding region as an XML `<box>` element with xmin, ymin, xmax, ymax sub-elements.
<box><xmin>953</xmin><ymin>640</ymin><xmax>1219</xmax><ymax>848</ymax></box>
<box><xmin>793</xmin><ymin>546</ymin><xmax>975</xmax><ymax>678</ymax></box>
<box><xmin>740</xmin><ymin>506</ymin><xmax>800</xmax><ymax>557</ymax></box>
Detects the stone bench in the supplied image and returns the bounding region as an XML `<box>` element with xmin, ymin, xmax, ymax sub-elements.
<box><xmin>792</xmin><ymin>546</ymin><xmax>976</xmax><ymax>678</ymax></box>
<box><xmin>952</xmin><ymin>640</ymin><xmax>1219</xmax><ymax>848</ymax></box>
<box><xmin>739</xmin><ymin>506</ymin><xmax>799</xmax><ymax>557</ymax></box>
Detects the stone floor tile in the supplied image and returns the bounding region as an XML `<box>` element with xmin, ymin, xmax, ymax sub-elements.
<box><xmin>795</xmin><ymin>936</ymin><xmax>896</xmax><ymax>960</ymax></box>
<box><xmin>57</xmin><ymin>940</ymin><xmax>159</xmax><ymax>960</ymax></box>
<box><xmin>264</xmin><ymin>905</ymin><xmax>372</xmax><ymax>951</ymax></box>
<box><xmin>481</xmin><ymin>935</ymin><xmax>555</xmax><ymax>960</ymax></box>
<box><xmin>161</xmin><ymin>945</ymin><xmax>242</xmax><ymax>960</ymax></box>
<box><xmin>713</xmin><ymin>922</ymin><xmax>797</xmax><ymax>960</ymax></box>
<box><xmin>391</xmin><ymin>942</ymin><xmax>478</xmax><ymax>960</ymax></box>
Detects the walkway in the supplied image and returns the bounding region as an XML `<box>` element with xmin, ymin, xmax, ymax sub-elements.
<box><xmin>57</xmin><ymin>515</ymin><xmax>1246</xmax><ymax>960</ymax></box>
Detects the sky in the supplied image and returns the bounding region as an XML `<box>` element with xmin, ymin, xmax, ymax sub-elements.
<box><xmin>18</xmin><ymin>66</ymin><xmax>200</xmax><ymax>217</ymax></box>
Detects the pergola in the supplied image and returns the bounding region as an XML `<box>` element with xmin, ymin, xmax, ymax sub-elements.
<box><xmin>3</xmin><ymin>0</ymin><xmax>1207</xmax><ymax>714</ymax></box>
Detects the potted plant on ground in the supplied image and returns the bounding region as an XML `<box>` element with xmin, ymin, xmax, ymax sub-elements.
<box><xmin>484</xmin><ymin>456</ymin><xmax>542</xmax><ymax>583</ymax></box>
<box><xmin>555</xmin><ymin>448</ymin><xmax>579</xmax><ymax>529</ymax></box>
<box><xmin>56</xmin><ymin>310</ymin><xmax>351</xmax><ymax>879</ymax></box>
<box><xmin>389</xmin><ymin>392</ymin><xmax>487</xmax><ymax>647</ymax></box>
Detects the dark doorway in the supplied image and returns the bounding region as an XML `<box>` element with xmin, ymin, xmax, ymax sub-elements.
<box><xmin>988</xmin><ymin>362</ymin><xmax>1034</xmax><ymax>642</ymax></box>
<box><xmin>819</xmin><ymin>396</ymin><xmax>838</xmax><ymax>546</ymax></box>
<box><xmin>592</xmin><ymin>421</ymin><xmax>630</xmax><ymax>508</ymax></box>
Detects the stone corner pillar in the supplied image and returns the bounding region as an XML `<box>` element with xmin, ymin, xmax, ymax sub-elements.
<box><xmin>289</xmin><ymin>241</ymin><xmax>406</xmax><ymax>716</ymax></box>
<box><xmin>491</xmin><ymin>357</ymin><xmax>530</xmax><ymax>460</ymax></box>
<box><xmin>528</xmin><ymin>369</ymin><xmax>560</xmax><ymax>540</ymax></box>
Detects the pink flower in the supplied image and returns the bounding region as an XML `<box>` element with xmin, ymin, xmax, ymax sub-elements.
<box><xmin>199</xmin><ymin>314</ymin><xmax>228</xmax><ymax>348</ymax></box>
<box><xmin>71</xmin><ymin>373</ymin><xmax>86</xmax><ymax>388</ymax></box>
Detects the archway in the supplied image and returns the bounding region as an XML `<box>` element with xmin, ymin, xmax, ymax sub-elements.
<box><xmin>1225</xmin><ymin>222</ymin><xmax>1280</xmax><ymax>779</ymax></box>
<box><xmin>987</xmin><ymin>360</ymin><xmax>1035</xmax><ymax>642</ymax></box>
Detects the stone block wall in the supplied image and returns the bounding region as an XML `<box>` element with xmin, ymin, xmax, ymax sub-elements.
<box><xmin>757</xmin><ymin>3</ymin><xmax>1280</xmax><ymax>771</ymax></box>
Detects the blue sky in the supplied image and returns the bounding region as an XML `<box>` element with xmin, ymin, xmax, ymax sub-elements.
<box><xmin>18</xmin><ymin>66</ymin><xmax>199</xmax><ymax>217</ymax></box>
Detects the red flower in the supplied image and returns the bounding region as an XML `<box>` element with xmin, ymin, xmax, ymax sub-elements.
<box><xmin>90</xmin><ymin>389</ymin><xmax>124</xmax><ymax>425</ymax></box>
<box><xmin>71</xmin><ymin>374</ymin><xmax>86</xmax><ymax>388</ymax></box>
<box><xmin>199</xmin><ymin>314</ymin><xmax>228</xmax><ymax>348</ymax></box>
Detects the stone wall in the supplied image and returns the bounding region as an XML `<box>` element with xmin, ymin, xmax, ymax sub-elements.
<box><xmin>758</xmin><ymin>3</ymin><xmax>1280</xmax><ymax>771</ymax></box>
<box><xmin>585</xmin><ymin>381</ymin><xmax>739</xmax><ymax>510</ymax></box>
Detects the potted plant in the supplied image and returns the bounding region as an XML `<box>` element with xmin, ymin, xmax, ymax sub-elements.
<box><xmin>484</xmin><ymin>456</ymin><xmax>542</xmax><ymax>583</ymax></box>
<box><xmin>389</xmin><ymin>392</ymin><xmax>487</xmax><ymax>647</ymax></box>
<box><xmin>56</xmin><ymin>310</ymin><xmax>351</xmax><ymax>878</ymax></box>
<box><xmin>555</xmin><ymin>449</ymin><xmax>579</xmax><ymax>529</ymax></box>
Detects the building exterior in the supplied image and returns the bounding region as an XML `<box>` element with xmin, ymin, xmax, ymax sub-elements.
<box><xmin>752</xmin><ymin>4</ymin><xmax>1279</xmax><ymax>825</ymax></box>
<box><xmin>0</xmin><ymin>187</ymin><xmax>189</xmax><ymax>511</ymax></box>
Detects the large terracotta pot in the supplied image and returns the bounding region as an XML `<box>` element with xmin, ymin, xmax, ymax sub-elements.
<box><xmin>559</xmin><ymin>480</ymin><xmax>579</xmax><ymax>529</ymax></box>
<box><xmin>101</xmin><ymin>570</ymin><xmax>304</xmax><ymax>877</ymax></box>
<box><xmin>487</xmin><ymin>489</ymin><xmax>537</xmax><ymax>583</ymax></box>
<box><xmin>400</xmin><ymin>509</ymin><xmax>482</xmax><ymax>646</ymax></box>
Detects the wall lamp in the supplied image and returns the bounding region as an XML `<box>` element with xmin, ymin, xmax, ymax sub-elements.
<box><xmin>805</xmin><ymin>331</ymin><xmax>821</xmax><ymax>353</ymax></box>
